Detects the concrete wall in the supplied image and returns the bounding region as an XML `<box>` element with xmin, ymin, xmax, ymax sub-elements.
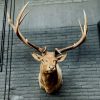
<box><xmin>6</xmin><ymin>0</ymin><xmax>100</xmax><ymax>30</ymax></box>
<box><xmin>0</xmin><ymin>1</ymin><xmax>100</xmax><ymax>100</ymax></box>
<box><xmin>0</xmin><ymin>0</ymin><xmax>4</xmax><ymax>32</ymax></box>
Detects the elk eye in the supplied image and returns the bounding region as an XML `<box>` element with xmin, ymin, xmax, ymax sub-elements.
<box><xmin>41</xmin><ymin>59</ymin><xmax>44</xmax><ymax>63</ymax></box>
<box><xmin>45</xmin><ymin>59</ymin><xmax>48</xmax><ymax>62</ymax></box>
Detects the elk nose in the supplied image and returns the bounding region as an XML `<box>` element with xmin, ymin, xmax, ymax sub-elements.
<box><xmin>49</xmin><ymin>66</ymin><xmax>55</xmax><ymax>70</ymax></box>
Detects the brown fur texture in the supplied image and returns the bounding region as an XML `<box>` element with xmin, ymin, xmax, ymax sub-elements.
<box><xmin>32</xmin><ymin>52</ymin><xmax>66</xmax><ymax>93</ymax></box>
<box><xmin>39</xmin><ymin>64</ymin><xmax>63</xmax><ymax>93</ymax></box>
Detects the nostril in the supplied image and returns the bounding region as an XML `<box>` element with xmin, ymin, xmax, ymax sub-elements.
<box><xmin>51</xmin><ymin>67</ymin><xmax>55</xmax><ymax>70</ymax></box>
<box><xmin>53</xmin><ymin>67</ymin><xmax>55</xmax><ymax>70</ymax></box>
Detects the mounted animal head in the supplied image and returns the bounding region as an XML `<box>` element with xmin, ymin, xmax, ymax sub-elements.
<box><xmin>7</xmin><ymin>2</ymin><xmax>88</xmax><ymax>74</ymax></box>
<box><xmin>32</xmin><ymin>51</ymin><xmax>67</xmax><ymax>74</ymax></box>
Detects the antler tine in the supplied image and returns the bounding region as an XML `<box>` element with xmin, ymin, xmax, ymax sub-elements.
<box><xmin>16</xmin><ymin>2</ymin><xmax>29</xmax><ymax>28</ymax></box>
<box><xmin>7</xmin><ymin>2</ymin><xmax>46</xmax><ymax>53</ymax></box>
<box><xmin>83</xmin><ymin>10</ymin><xmax>88</xmax><ymax>33</ymax></box>
<box><xmin>19</xmin><ymin>10</ymin><xmax>30</xmax><ymax>25</ymax></box>
<box><xmin>55</xmin><ymin>10</ymin><xmax>88</xmax><ymax>55</ymax></box>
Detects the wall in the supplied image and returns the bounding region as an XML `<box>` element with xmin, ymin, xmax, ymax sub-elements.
<box><xmin>0</xmin><ymin>0</ymin><xmax>100</xmax><ymax>100</ymax></box>
<box><xmin>6</xmin><ymin>0</ymin><xmax>100</xmax><ymax>30</ymax></box>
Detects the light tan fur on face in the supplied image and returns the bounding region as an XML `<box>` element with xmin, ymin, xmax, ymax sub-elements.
<box><xmin>38</xmin><ymin>64</ymin><xmax>63</xmax><ymax>93</ymax></box>
<box><xmin>32</xmin><ymin>51</ymin><xmax>67</xmax><ymax>93</ymax></box>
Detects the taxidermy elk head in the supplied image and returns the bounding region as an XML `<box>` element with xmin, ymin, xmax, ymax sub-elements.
<box><xmin>7</xmin><ymin>2</ymin><xmax>88</xmax><ymax>93</ymax></box>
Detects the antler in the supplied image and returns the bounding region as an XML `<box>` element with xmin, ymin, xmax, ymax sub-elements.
<box><xmin>7</xmin><ymin>2</ymin><xmax>46</xmax><ymax>53</ymax></box>
<box><xmin>55</xmin><ymin>10</ymin><xmax>88</xmax><ymax>54</ymax></box>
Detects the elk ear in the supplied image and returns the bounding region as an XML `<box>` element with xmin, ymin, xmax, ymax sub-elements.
<box><xmin>32</xmin><ymin>52</ymin><xmax>42</xmax><ymax>61</ymax></box>
<box><xmin>57</xmin><ymin>52</ymin><xmax>67</xmax><ymax>62</ymax></box>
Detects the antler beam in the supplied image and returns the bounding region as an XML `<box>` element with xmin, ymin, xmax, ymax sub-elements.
<box><xmin>7</xmin><ymin>2</ymin><xmax>46</xmax><ymax>53</ymax></box>
<box><xmin>55</xmin><ymin>10</ymin><xmax>88</xmax><ymax>54</ymax></box>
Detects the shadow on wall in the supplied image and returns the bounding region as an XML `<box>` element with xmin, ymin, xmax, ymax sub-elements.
<box><xmin>97</xmin><ymin>21</ymin><xmax>100</xmax><ymax>47</ymax></box>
